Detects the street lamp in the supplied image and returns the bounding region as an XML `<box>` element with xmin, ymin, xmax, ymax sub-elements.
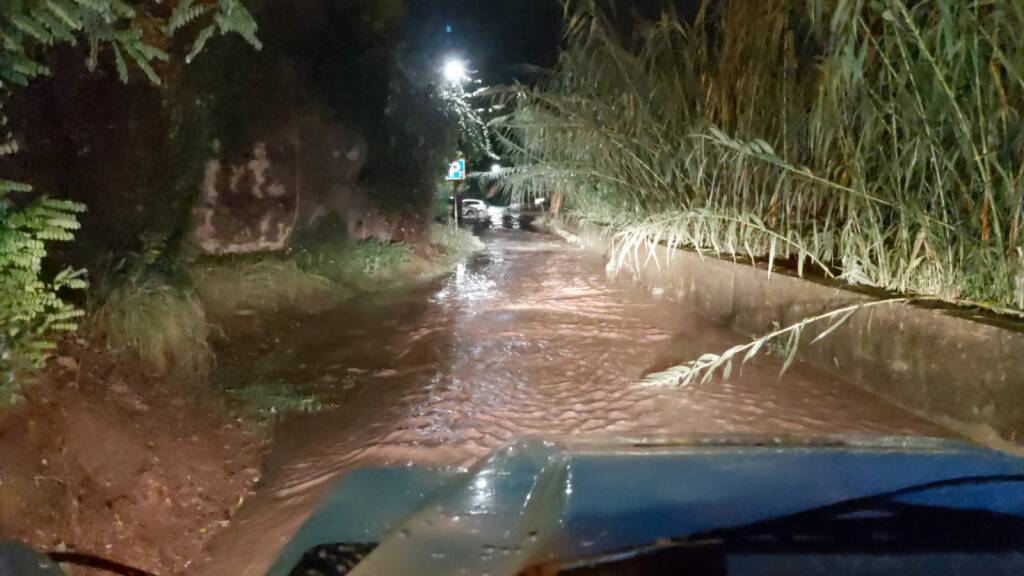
<box><xmin>443</xmin><ymin>59</ymin><xmax>467</xmax><ymax>84</ymax></box>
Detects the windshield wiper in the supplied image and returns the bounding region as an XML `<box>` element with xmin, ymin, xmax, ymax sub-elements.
<box><xmin>521</xmin><ymin>474</ymin><xmax>1024</xmax><ymax>576</ymax></box>
<box><xmin>521</xmin><ymin>539</ymin><xmax>727</xmax><ymax>576</ymax></box>
<box><xmin>691</xmin><ymin>474</ymin><xmax>1024</xmax><ymax>555</ymax></box>
<box><xmin>47</xmin><ymin>552</ymin><xmax>156</xmax><ymax>576</ymax></box>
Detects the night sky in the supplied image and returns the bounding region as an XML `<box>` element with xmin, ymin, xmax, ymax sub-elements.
<box><xmin>399</xmin><ymin>0</ymin><xmax>703</xmax><ymax>85</ymax></box>
<box><xmin>400</xmin><ymin>0</ymin><xmax>565</xmax><ymax>85</ymax></box>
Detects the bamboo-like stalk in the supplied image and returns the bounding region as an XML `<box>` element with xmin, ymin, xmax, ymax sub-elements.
<box><xmin>490</xmin><ymin>0</ymin><xmax>1024</xmax><ymax>315</ymax></box>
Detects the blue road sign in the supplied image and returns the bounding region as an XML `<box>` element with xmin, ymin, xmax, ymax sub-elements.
<box><xmin>446</xmin><ymin>159</ymin><xmax>466</xmax><ymax>181</ymax></box>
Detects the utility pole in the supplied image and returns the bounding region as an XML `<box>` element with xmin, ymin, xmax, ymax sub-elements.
<box><xmin>453</xmin><ymin>180</ymin><xmax>460</xmax><ymax>228</ymax></box>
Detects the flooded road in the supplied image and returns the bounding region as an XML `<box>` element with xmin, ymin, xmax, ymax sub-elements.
<box><xmin>198</xmin><ymin>229</ymin><xmax>946</xmax><ymax>575</ymax></box>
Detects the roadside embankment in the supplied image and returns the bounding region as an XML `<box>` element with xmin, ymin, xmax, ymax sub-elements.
<box><xmin>561</xmin><ymin>219</ymin><xmax>1024</xmax><ymax>449</ymax></box>
<box><xmin>0</xmin><ymin>224</ymin><xmax>482</xmax><ymax>575</ymax></box>
<box><xmin>0</xmin><ymin>339</ymin><xmax>266</xmax><ymax>574</ymax></box>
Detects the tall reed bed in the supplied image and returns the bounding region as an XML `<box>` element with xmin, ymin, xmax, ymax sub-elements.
<box><xmin>494</xmin><ymin>0</ymin><xmax>1024</xmax><ymax>313</ymax></box>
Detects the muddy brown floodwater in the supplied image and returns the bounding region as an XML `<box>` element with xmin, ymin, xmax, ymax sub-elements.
<box><xmin>196</xmin><ymin>229</ymin><xmax>947</xmax><ymax>575</ymax></box>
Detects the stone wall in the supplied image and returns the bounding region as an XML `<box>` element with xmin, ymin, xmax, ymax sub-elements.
<box><xmin>565</xmin><ymin>220</ymin><xmax>1024</xmax><ymax>446</ymax></box>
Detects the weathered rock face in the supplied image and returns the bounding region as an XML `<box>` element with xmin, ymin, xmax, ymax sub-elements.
<box><xmin>189</xmin><ymin>105</ymin><xmax>422</xmax><ymax>254</ymax></box>
<box><xmin>192</xmin><ymin>142</ymin><xmax>295</xmax><ymax>254</ymax></box>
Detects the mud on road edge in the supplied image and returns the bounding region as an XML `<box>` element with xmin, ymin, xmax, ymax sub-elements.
<box><xmin>0</xmin><ymin>338</ymin><xmax>268</xmax><ymax>575</ymax></box>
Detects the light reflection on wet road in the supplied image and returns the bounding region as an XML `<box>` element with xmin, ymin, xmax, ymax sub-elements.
<box><xmin>197</xmin><ymin>229</ymin><xmax>945</xmax><ymax>575</ymax></box>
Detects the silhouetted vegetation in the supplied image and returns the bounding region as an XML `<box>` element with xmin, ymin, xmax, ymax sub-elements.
<box><xmin>496</xmin><ymin>0</ymin><xmax>1024</xmax><ymax>316</ymax></box>
<box><xmin>0</xmin><ymin>0</ymin><xmax>259</xmax><ymax>392</ymax></box>
<box><xmin>1</xmin><ymin>0</ymin><xmax>483</xmax><ymax>391</ymax></box>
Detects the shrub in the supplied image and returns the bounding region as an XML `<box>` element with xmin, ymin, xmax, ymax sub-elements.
<box><xmin>226</xmin><ymin>381</ymin><xmax>329</xmax><ymax>422</ymax></box>
<box><xmin>90</xmin><ymin>279</ymin><xmax>211</xmax><ymax>380</ymax></box>
<box><xmin>191</xmin><ymin>257</ymin><xmax>333</xmax><ymax>317</ymax></box>
<box><xmin>429</xmin><ymin>223</ymin><xmax>484</xmax><ymax>258</ymax></box>
<box><xmin>294</xmin><ymin>222</ymin><xmax>413</xmax><ymax>291</ymax></box>
<box><xmin>0</xmin><ymin>195</ymin><xmax>86</xmax><ymax>378</ymax></box>
<box><xmin>0</xmin><ymin>0</ymin><xmax>261</xmax><ymax>377</ymax></box>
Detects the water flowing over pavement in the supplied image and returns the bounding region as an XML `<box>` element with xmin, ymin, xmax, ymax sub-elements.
<box><xmin>197</xmin><ymin>229</ymin><xmax>947</xmax><ymax>575</ymax></box>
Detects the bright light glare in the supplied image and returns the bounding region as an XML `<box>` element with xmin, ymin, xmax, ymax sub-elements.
<box><xmin>444</xmin><ymin>59</ymin><xmax>467</xmax><ymax>83</ymax></box>
<box><xmin>491</xmin><ymin>163</ymin><xmax>502</xmax><ymax>174</ymax></box>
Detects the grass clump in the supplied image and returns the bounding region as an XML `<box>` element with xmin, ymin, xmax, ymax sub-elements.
<box><xmin>185</xmin><ymin>212</ymin><xmax>485</xmax><ymax>329</ymax></box>
<box><xmin>191</xmin><ymin>257</ymin><xmax>333</xmax><ymax>317</ymax></box>
<box><xmin>90</xmin><ymin>278</ymin><xmax>211</xmax><ymax>380</ymax></box>
<box><xmin>429</xmin><ymin>223</ymin><xmax>485</xmax><ymax>259</ymax></box>
<box><xmin>295</xmin><ymin>220</ymin><xmax>482</xmax><ymax>290</ymax></box>
<box><xmin>292</xmin><ymin>216</ymin><xmax>424</xmax><ymax>290</ymax></box>
<box><xmin>494</xmin><ymin>0</ymin><xmax>1024</xmax><ymax>315</ymax></box>
<box><xmin>298</xmin><ymin>239</ymin><xmax>413</xmax><ymax>290</ymax></box>
<box><xmin>226</xmin><ymin>381</ymin><xmax>329</xmax><ymax>421</ymax></box>
<box><xmin>192</xmin><ymin>223</ymin><xmax>482</xmax><ymax>318</ymax></box>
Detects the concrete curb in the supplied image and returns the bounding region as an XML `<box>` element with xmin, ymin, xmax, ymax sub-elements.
<box><xmin>561</xmin><ymin>219</ymin><xmax>1024</xmax><ymax>446</ymax></box>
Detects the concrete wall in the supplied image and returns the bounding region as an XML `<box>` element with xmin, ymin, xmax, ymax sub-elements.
<box><xmin>565</xmin><ymin>220</ymin><xmax>1024</xmax><ymax>445</ymax></box>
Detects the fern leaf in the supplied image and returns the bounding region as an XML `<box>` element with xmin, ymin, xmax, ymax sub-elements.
<box><xmin>31</xmin><ymin>7</ymin><xmax>76</xmax><ymax>43</ymax></box>
<box><xmin>111</xmin><ymin>42</ymin><xmax>127</xmax><ymax>83</ymax></box>
<box><xmin>0</xmin><ymin>67</ymin><xmax>30</xmax><ymax>87</ymax></box>
<box><xmin>131</xmin><ymin>41</ymin><xmax>169</xmax><ymax>63</ymax></box>
<box><xmin>72</xmin><ymin>0</ymin><xmax>110</xmax><ymax>17</ymax></box>
<box><xmin>39</xmin><ymin>198</ymin><xmax>86</xmax><ymax>213</ymax></box>
<box><xmin>85</xmin><ymin>37</ymin><xmax>99</xmax><ymax>71</ymax></box>
<box><xmin>186</xmin><ymin>24</ymin><xmax>216</xmax><ymax>64</ymax></box>
<box><xmin>213</xmin><ymin>6</ymin><xmax>261</xmax><ymax>50</ymax></box>
<box><xmin>111</xmin><ymin>27</ymin><xmax>143</xmax><ymax>43</ymax></box>
<box><xmin>166</xmin><ymin>0</ymin><xmax>213</xmax><ymax>35</ymax></box>
<box><xmin>0</xmin><ymin>179</ymin><xmax>33</xmax><ymax>193</ymax></box>
<box><xmin>106</xmin><ymin>0</ymin><xmax>135</xmax><ymax>18</ymax></box>
<box><xmin>11</xmin><ymin>55</ymin><xmax>50</xmax><ymax>78</ymax></box>
<box><xmin>45</xmin><ymin>0</ymin><xmax>83</xmax><ymax>30</ymax></box>
<box><xmin>122</xmin><ymin>44</ymin><xmax>161</xmax><ymax>85</ymax></box>
<box><xmin>10</xmin><ymin>14</ymin><xmax>53</xmax><ymax>44</ymax></box>
<box><xmin>48</xmin><ymin>322</ymin><xmax>79</xmax><ymax>332</ymax></box>
<box><xmin>0</xmin><ymin>139</ymin><xmax>19</xmax><ymax>156</ymax></box>
<box><xmin>0</xmin><ymin>31</ymin><xmax>22</xmax><ymax>51</ymax></box>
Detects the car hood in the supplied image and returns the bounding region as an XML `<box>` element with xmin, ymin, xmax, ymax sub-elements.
<box><xmin>266</xmin><ymin>435</ymin><xmax>1024</xmax><ymax>575</ymax></box>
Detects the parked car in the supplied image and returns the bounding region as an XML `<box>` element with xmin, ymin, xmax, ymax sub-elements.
<box><xmin>461</xmin><ymin>198</ymin><xmax>488</xmax><ymax>220</ymax></box>
<box><xmin>446</xmin><ymin>198</ymin><xmax>490</xmax><ymax>221</ymax></box>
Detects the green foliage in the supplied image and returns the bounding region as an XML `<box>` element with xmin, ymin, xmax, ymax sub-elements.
<box><xmin>0</xmin><ymin>0</ymin><xmax>260</xmax><ymax>86</ymax></box>
<box><xmin>5</xmin><ymin>0</ymin><xmax>159</xmax><ymax>86</ymax></box>
<box><xmin>169</xmin><ymin>0</ymin><xmax>262</xmax><ymax>64</ymax></box>
<box><xmin>296</xmin><ymin>236</ymin><xmax>412</xmax><ymax>291</ymax></box>
<box><xmin>428</xmin><ymin>222</ymin><xmax>484</xmax><ymax>258</ymax></box>
<box><xmin>226</xmin><ymin>380</ymin><xmax>329</xmax><ymax>422</ymax></box>
<box><xmin>431</xmin><ymin>179</ymin><xmax>452</xmax><ymax>222</ymax></box>
<box><xmin>191</xmin><ymin>221</ymin><xmax>482</xmax><ymax>320</ymax></box>
<box><xmin>293</xmin><ymin>220</ymin><xmax>481</xmax><ymax>291</ymax></box>
<box><xmin>274</xmin><ymin>0</ymin><xmax>454</xmax><ymax>213</ymax></box>
<box><xmin>440</xmin><ymin>82</ymin><xmax>497</xmax><ymax>162</ymax></box>
<box><xmin>191</xmin><ymin>256</ymin><xmax>333</xmax><ymax>317</ymax></box>
<box><xmin>0</xmin><ymin>192</ymin><xmax>86</xmax><ymax>374</ymax></box>
<box><xmin>495</xmin><ymin>0</ymin><xmax>1024</xmax><ymax>315</ymax></box>
<box><xmin>370</xmin><ymin>66</ymin><xmax>460</xmax><ymax>212</ymax></box>
<box><xmin>0</xmin><ymin>0</ymin><xmax>260</xmax><ymax>379</ymax></box>
<box><xmin>89</xmin><ymin>277</ymin><xmax>211</xmax><ymax>380</ymax></box>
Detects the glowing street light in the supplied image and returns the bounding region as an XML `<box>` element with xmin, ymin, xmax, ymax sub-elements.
<box><xmin>443</xmin><ymin>59</ymin><xmax>467</xmax><ymax>84</ymax></box>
